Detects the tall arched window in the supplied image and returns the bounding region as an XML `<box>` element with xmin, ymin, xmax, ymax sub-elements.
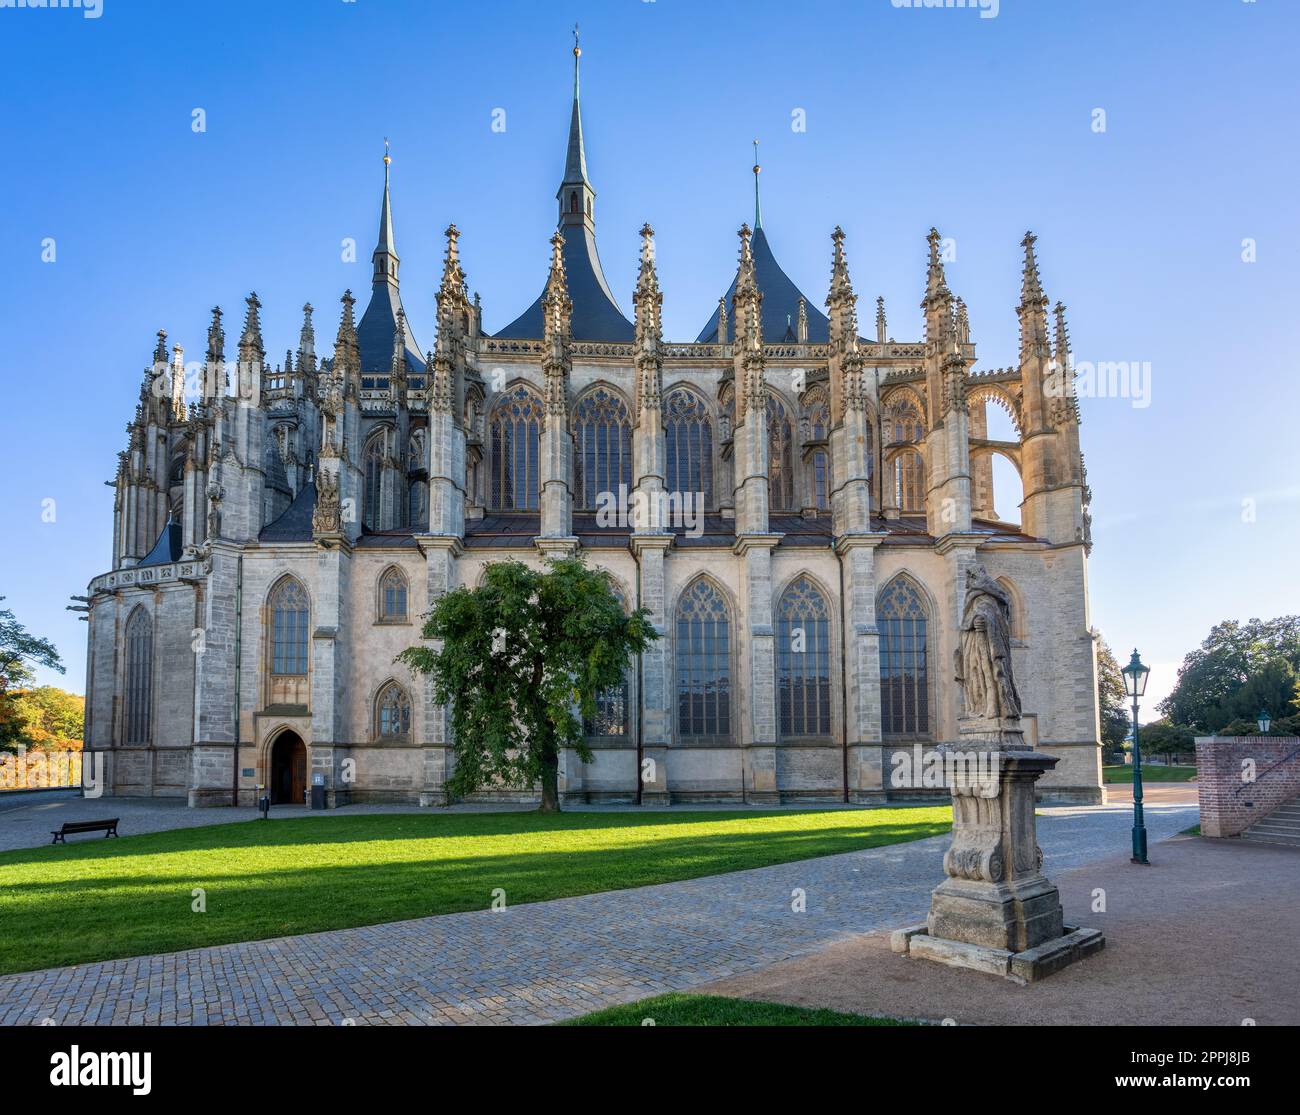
<box><xmin>894</xmin><ymin>449</ymin><xmax>925</xmax><ymax>512</ymax></box>
<box><xmin>811</xmin><ymin>450</ymin><xmax>830</xmax><ymax>510</ymax></box>
<box><xmin>776</xmin><ymin>577</ymin><xmax>832</xmax><ymax>738</ymax></box>
<box><xmin>269</xmin><ymin>577</ymin><xmax>310</xmax><ymax>676</ymax></box>
<box><xmin>362</xmin><ymin>431</ymin><xmax>386</xmax><ymax>530</ymax></box>
<box><xmin>378</xmin><ymin>566</ymin><xmax>409</xmax><ymax>623</ymax></box>
<box><xmin>803</xmin><ymin>391</ymin><xmax>831</xmax><ymax>510</ymax></box>
<box><xmin>665</xmin><ymin>388</ymin><xmax>713</xmax><ymax>509</ymax></box>
<box><xmin>574</xmin><ymin>387</ymin><xmax>632</xmax><ymax>510</ymax></box>
<box><xmin>585</xmin><ymin>583</ymin><xmax>629</xmax><ymax>738</ymax></box>
<box><xmin>675</xmin><ymin>579</ymin><xmax>730</xmax><ymax>739</ymax></box>
<box><xmin>767</xmin><ymin>396</ymin><xmax>794</xmax><ymax>511</ymax></box>
<box><xmin>878</xmin><ymin>577</ymin><xmax>929</xmax><ymax>737</ymax></box>
<box><xmin>124</xmin><ymin>606</ymin><xmax>153</xmax><ymax>745</ymax></box>
<box><xmin>884</xmin><ymin>394</ymin><xmax>925</xmax><ymax>445</ymax></box>
<box><xmin>489</xmin><ymin>385</ymin><xmax>543</xmax><ymax>510</ymax></box>
<box><xmin>375</xmin><ymin>681</ymin><xmax>411</xmax><ymax>739</ymax></box>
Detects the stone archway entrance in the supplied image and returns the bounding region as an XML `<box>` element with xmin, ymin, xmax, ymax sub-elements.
<box><xmin>270</xmin><ymin>731</ymin><xmax>307</xmax><ymax>805</ymax></box>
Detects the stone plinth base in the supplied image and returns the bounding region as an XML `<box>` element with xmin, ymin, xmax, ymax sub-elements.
<box><xmin>891</xmin><ymin>923</ymin><xmax>1105</xmax><ymax>984</ymax></box>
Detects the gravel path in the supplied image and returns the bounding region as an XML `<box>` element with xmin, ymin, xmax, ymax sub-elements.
<box><xmin>0</xmin><ymin>800</ymin><xmax>1195</xmax><ymax>1026</ymax></box>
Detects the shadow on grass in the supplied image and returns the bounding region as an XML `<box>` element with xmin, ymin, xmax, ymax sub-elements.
<box><xmin>0</xmin><ymin>813</ymin><xmax>950</xmax><ymax>976</ymax></box>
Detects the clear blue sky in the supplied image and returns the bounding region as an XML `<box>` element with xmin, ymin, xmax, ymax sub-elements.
<box><xmin>1</xmin><ymin>0</ymin><xmax>1297</xmax><ymax>714</ymax></box>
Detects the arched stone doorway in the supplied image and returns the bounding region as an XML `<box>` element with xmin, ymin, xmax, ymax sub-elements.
<box><xmin>269</xmin><ymin>730</ymin><xmax>307</xmax><ymax>805</ymax></box>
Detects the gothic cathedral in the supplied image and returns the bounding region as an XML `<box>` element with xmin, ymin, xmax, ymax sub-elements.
<box><xmin>84</xmin><ymin>44</ymin><xmax>1103</xmax><ymax>807</ymax></box>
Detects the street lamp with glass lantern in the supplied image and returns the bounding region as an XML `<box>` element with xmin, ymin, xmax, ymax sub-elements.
<box><xmin>1121</xmin><ymin>649</ymin><xmax>1151</xmax><ymax>865</ymax></box>
<box><xmin>1258</xmin><ymin>708</ymin><xmax>1272</xmax><ymax>735</ymax></box>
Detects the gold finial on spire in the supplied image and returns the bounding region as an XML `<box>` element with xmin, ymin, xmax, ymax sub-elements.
<box><xmin>573</xmin><ymin>21</ymin><xmax>580</xmax><ymax>57</ymax></box>
<box><xmin>383</xmin><ymin>137</ymin><xmax>391</xmax><ymax>167</ymax></box>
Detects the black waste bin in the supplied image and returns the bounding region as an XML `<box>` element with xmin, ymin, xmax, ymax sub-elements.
<box><xmin>310</xmin><ymin>774</ymin><xmax>327</xmax><ymax>810</ymax></box>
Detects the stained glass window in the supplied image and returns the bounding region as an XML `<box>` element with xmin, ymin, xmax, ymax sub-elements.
<box><xmin>878</xmin><ymin>577</ymin><xmax>929</xmax><ymax>736</ymax></box>
<box><xmin>777</xmin><ymin>578</ymin><xmax>832</xmax><ymax>737</ymax></box>
<box><xmin>675</xmin><ymin>579</ymin><xmax>730</xmax><ymax>738</ymax></box>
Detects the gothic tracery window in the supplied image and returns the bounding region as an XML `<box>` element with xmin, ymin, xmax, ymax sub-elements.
<box><xmin>124</xmin><ymin>606</ymin><xmax>153</xmax><ymax>745</ymax></box>
<box><xmin>378</xmin><ymin>566</ymin><xmax>409</xmax><ymax>623</ymax></box>
<box><xmin>585</xmin><ymin>583</ymin><xmax>629</xmax><ymax>738</ymax></box>
<box><xmin>894</xmin><ymin>449</ymin><xmax>925</xmax><ymax>512</ymax></box>
<box><xmin>269</xmin><ymin>577</ymin><xmax>310</xmax><ymax>676</ymax></box>
<box><xmin>489</xmin><ymin>385</ymin><xmax>543</xmax><ymax>510</ymax></box>
<box><xmin>776</xmin><ymin>577</ymin><xmax>832</xmax><ymax>738</ymax></box>
<box><xmin>767</xmin><ymin>396</ymin><xmax>794</xmax><ymax>511</ymax></box>
<box><xmin>574</xmin><ymin>387</ymin><xmax>632</xmax><ymax>510</ymax></box>
<box><xmin>363</xmin><ymin>431</ymin><xmax>386</xmax><ymax>530</ymax></box>
<box><xmin>878</xmin><ymin>576</ymin><xmax>929</xmax><ymax>737</ymax></box>
<box><xmin>375</xmin><ymin>680</ymin><xmax>411</xmax><ymax>739</ymax></box>
<box><xmin>664</xmin><ymin>388</ymin><xmax>713</xmax><ymax>509</ymax></box>
<box><xmin>675</xmin><ymin>579</ymin><xmax>730</xmax><ymax>739</ymax></box>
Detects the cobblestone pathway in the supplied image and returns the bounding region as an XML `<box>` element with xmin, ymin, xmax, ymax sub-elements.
<box><xmin>0</xmin><ymin>802</ymin><xmax>1196</xmax><ymax>1026</ymax></box>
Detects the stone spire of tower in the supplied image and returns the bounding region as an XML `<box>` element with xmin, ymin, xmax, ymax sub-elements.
<box><xmin>1017</xmin><ymin>231</ymin><xmax>1050</xmax><ymax>358</ymax></box>
<box><xmin>296</xmin><ymin>303</ymin><xmax>317</xmax><ymax>399</ymax></box>
<box><xmin>203</xmin><ymin>307</ymin><xmax>225</xmax><ymax>403</ymax></box>
<box><xmin>796</xmin><ymin>296</ymin><xmax>808</xmax><ymax>343</ymax></box>
<box><xmin>732</xmin><ymin>224</ymin><xmax>766</xmax><ymax>422</ymax></box>
<box><xmin>955</xmin><ymin>297</ymin><xmax>970</xmax><ymax>345</ymax></box>
<box><xmin>876</xmin><ymin>295</ymin><xmax>888</xmax><ymax>343</ymax></box>
<box><xmin>152</xmin><ymin>329</ymin><xmax>168</xmax><ymax>373</ymax></box>
<box><xmin>923</xmin><ymin>227</ymin><xmax>951</xmax><ymax>309</ymax></box>
<box><xmin>333</xmin><ymin>289</ymin><xmax>360</xmax><ymax>392</ymax></box>
<box><xmin>432</xmin><ymin>224</ymin><xmax>469</xmax><ymax>418</ymax></box>
<box><xmin>826</xmin><ymin>227</ymin><xmax>864</xmax><ymax>421</ymax></box>
<box><xmin>633</xmin><ymin>223</ymin><xmax>663</xmax><ymax>413</ymax></box>
<box><xmin>238</xmin><ymin>292</ymin><xmax>264</xmax><ymax>367</ymax></box>
<box><xmin>541</xmin><ymin>232</ymin><xmax>573</xmax><ymax>420</ymax></box>
<box><xmin>170</xmin><ymin>343</ymin><xmax>186</xmax><ymax>421</ymax></box>
<box><xmin>390</xmin><ymin>307</ymin><xmax>409</xmax><ymax>403</ymax></box>
<box><xmin>1053</xmin><ymin>301</ymin><xmax>1071</xmax><ymax>367</ymax></box>
<box><xmin>716</xmin><ymin>296</ymin><xmax>729</xmax><ymax>347</ymax></box>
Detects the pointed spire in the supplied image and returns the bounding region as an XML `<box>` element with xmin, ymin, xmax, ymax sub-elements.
<box><xmin>152</xmin><ymin>329</ymin><xmax>168</xmax><ymax>370</ymax></box>
<box><xmin>923</xmin><ymin>227</ymin><xmax>951</xmax><ymax>308</ymax></box>
<box><xmin>1019</xmin><ymin>231</ymin><xmax>1047</xmax><ymax>309</ymax></box>
<box><xmin>558</xmin><ymin>24</ymin><xmax>594</xmax><ymax>229</ymax></box>
<box><xmin>955</xmin><ymin>297</ymin><xmax>970</xmax><ymax>345</ymax></box>
<box><xmin>716</xmin><ymin>296</ymin><xmax>729</xmax><ymax>346</ymax></box>
<box><xmin>542</xmin><ymin>231</ymin><xmax>572</xmax><ymax>341</ymax></box>
<box><xmin>170</xmin><ymin>343</ymin><xmax>186</xmax><ymax>421</ymax></box>
<box><xmin>876</xmin><ymin>295</ymin><xmax>887</xmax><ymax>344</ymax></box>
<box><xmin>202</xmin><ymin>307</ymin><xmax>225</xmax><ymax>402</ymax></box>
<box><xmin>633</xmin><ymin>223</ymin><xmax>663</xmax><ymax>350</ymax></box>
<box><xmin>373</xmin><ymin>140</ymin><xmax>399</xmax><ymax>288</ymax></box>
<box><xmin>438</xmin><ymin>223</ymin><xmax>468</xmax><ymax>308</ymax></box>
<box><xmin>752</xmin><ymin>139</ymin><xmax>763</xmax><ymax>230</ymax></box>
<box><xmin>828</xmin><ymin>226</ymin><xmax>854</xmax><ymax>302</ymax></box>
<box><xmin>796</xmin><ymin>296</ymin><xmax>808</xmax><ymax>343</ymax></box>
<box><xmin>1053</xmin><ymin>301</ymin><xmax>1071</xmax><ymax>364</ymax></box>
<box><xmin>334</xmin><ymin>289</ymin><xmax>360</xmax><ymax>385</ymax></box>
<box><xmin>239</xmin><ymin>292</ymin><xmax>264</xmax><ymax>366</ymax></box>
<box><xmin>734</xmin><ymin>223</ymin><xmax>763</xmax><ymax>357</ymax></box>
<box><xmin>297</xmin><ymin>303</ymin><xmax>317</xmax><ymax>374</ymax></box>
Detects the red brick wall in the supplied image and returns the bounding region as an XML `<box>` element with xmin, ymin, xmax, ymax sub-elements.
<box><xmin>1195</xmin><ymin>736</ymin><xmax>1300</xmax><ymax>838</ymax></box>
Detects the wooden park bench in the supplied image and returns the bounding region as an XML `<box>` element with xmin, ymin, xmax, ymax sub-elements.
<box><xmin>50</xmin><ymin>818</ymin><xmax>119</xmax><ymax>844</ymax></box>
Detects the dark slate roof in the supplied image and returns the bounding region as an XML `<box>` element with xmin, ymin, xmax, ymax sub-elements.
<box><xmin>357</xmin><ymin>283</ymin><xmax>424</xmax><ymax>374</ymax></box>
<box><xmin>138</xmin><ymin>518</ymin><xmax>183</xmax><ymax>566</ymax></box>
<box><xmin>492</xmin><ymin>226</ymin><xmax>634</xmax><ymax>343</ymax></box>
<box><xmin>695</xmin><ymin>226</ymin><xmax>830</xmax><ymax>344</ymax></box>
<box><xmin>259</xmin><ymin>481</ymin><xmax>316</xmax><ymax>542</ymax></box>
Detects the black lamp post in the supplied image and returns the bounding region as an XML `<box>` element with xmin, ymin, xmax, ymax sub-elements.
<box><xmin>1121</xmin><ymin>649</ymin><xmax>1151</xmax><ymax>865</ymax></box>
<box><xmin>1258</xmin><ymin>708</ymin><xmax>1272</xmax><ymax>735</ymax></box>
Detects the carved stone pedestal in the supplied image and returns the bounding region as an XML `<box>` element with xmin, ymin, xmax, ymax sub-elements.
<box><xmin>892</xmin><ymin>727</ymin><xmax>1105</xmax><ymax>983</ymax></box>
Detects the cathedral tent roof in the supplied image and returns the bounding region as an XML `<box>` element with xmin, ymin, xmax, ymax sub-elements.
<box><xmin>694</xmin><ymin>225</ymin><xmax>830</xmax><ymax>344</ymax></box>
<box><xmin>356</xmin><ymin>149</ymin><xmax>424</xmax><ymax>373</ymax></box>
<box><xmin>492</xmin><ymin>34</ymin><xmax>634</xmax><ymax>344</ymax></box>
<box><xmin>259</xmin><ymin>480</ymin><xmax>316</xmax><ymax>542</ymax></box>
<box><xmin>137</xmin><ymin>518</ymin><xmax>183</xmax><ymax>566</ymax></box>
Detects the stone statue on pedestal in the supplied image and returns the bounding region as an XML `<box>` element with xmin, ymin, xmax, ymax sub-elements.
<box><xmin>890</xmin><ymin>563</ymin><xmax>1104</xmax><ymax>982</ymax></box>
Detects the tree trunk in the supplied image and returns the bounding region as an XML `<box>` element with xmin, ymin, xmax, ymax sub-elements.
<box><xmin>539</xmin><ymin>741</ymin><xmax>561</xmax><ymax>813</ymax></box>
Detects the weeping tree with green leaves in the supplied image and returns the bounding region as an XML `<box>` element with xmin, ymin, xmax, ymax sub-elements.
<box><xmin>399</xmin><ymin>558</ymin><xmax>657</xmax><ymax>812</ymax></box>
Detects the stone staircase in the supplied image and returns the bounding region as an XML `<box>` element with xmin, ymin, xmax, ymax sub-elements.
<box><xmin>1241</xmin><ymin>796</ymin><xmax>1300</xmax><ymax>848</ymax></box>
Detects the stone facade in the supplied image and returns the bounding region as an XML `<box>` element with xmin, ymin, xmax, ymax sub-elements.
<box><xmin>83</xmin><ymin>47</ymin><xmax>1103</xmax><ymax>808</ymax></box>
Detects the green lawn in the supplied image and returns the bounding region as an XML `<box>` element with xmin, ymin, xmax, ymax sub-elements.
<box><xmin>0</xmin><ymin>807</ymin><xmax>950</xmax><ymax>976</ymax></box>
<box><xmin>1103</xmin><ymin>764</ymin><xmax>1197</xmax><ymax>784</ymax></box>
<box><xmin>563</xmin><ymin>992</ymin><xmax>912</xmax><ymax>1027</ymax></box>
